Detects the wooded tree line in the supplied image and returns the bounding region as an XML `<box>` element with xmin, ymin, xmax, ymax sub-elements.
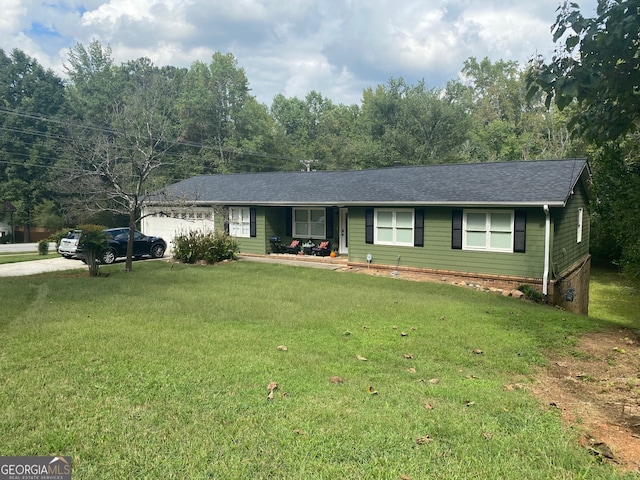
<box><xmin>0</xmin><ymin>0</ymin><xmax>637</xmax><ymax>277</ymax></box>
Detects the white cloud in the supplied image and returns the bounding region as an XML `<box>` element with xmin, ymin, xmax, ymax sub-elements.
<box><xmin>0</xmin><ymin>0</ymin><xmax>599</xmax><ymax>105</ymax></box>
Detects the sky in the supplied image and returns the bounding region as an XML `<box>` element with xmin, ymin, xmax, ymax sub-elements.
<box><xmin>1</xmin><ymin>0</ymin><xmax>598</xmax><ymax>107</ymax></box>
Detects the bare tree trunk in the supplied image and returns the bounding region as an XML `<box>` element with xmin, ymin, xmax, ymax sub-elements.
<box><xmin>125</xmin><ymin>208</ymin><xmax>136</xmax><ymax>272</ymax></box>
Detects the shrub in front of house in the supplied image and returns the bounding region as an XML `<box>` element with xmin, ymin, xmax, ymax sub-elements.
<box><xmin>172</xmin><ymin>230</ymin><xmax>239</xmax><ymax>264</ymax></box>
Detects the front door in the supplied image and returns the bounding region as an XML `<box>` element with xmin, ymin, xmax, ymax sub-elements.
<box><xmin>339</xmin><ymin>208</ymin><xmax>348</xmax><ymax>255</ymax></box>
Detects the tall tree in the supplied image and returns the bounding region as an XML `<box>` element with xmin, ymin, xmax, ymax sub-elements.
<box><xmin>526</xmin><ymin>0</ymin><xmax>640</xmax><ymax>143</ymax></box>
<box><xmin>0</xmin><ymin>48</ymin><xmax>66</xmax><ymax>241</ymax></box>
<box><xmin>64</xmin><ymin>41</ymin><xmax>123</xmax><ymax>127</ymax></box>
<box><xmin>179</xmin><ymin>52</ymin><xmax>251</xmax><ymax>173</ymax></box>
<box><xmin>526</xmin><ymin>0</ymin><xmax>640</xmax><ymax>278</ymax></box>
<box><xmin>360</xmin><ymin>78</ymin><xmax>469</xmax><ymax>166</ymax></box>
<box><xmin>58</xmin><ymin>61</ymin><xmax>178</xmax><ymax>271</ymax></box>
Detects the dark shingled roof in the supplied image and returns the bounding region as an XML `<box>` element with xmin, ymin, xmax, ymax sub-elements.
<box><xmin>148</xmin><ymin>159</ymin><xmax>590</xmax><ymax>207</ymax></box>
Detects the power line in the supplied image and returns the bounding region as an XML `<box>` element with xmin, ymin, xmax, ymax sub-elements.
<box><xmin>0</xmin><ymin>105</ymin><xmax>321</xmax><ymax>169</ymax></box>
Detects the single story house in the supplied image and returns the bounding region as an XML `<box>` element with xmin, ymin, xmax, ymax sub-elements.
<box><xmin>1</xmin><ymin>201</ymin><xmax>16</xmax><ymax>241</ymax></box>
<box><xmin>142</xmin><ymin>159</ymin><xmax>591</xmax><ymax>314</ymax></box>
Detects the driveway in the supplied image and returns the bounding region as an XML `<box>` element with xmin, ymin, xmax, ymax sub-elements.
<box><xmin>0</xmin><ymin>257</ymin><xmax>86</xmax><ymax>277</ymax></box>
<box><xmin>0</xmin><ymin>243</ymin><xmax>84</xmax><ymax>277</ymax></box>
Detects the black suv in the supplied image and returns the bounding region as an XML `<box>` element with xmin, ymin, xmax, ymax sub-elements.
<box><xmin>77</xmin><ymin>228</ymin><xmax>167</xmax><ymax>264</ymax></box>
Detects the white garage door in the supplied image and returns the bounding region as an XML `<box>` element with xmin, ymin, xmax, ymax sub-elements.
<box><xmin>141</xmin><ymin>207</ymin><xmax>217</xmax><ymax>250</ymax></box>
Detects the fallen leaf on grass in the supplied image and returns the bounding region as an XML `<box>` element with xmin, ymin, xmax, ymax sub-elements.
<box><xmin>277</xmin><ymin>345</ymin><xmax>288</xmax><ymax>351</ymax></box>
<box><xmin>267</xmin><ymin>382</ymin><xmax>278</xmax><ymax>392</ymax></box>
<box><xmin>356</xmin><ymin>355</ymin><xmax>368</xmax><ymax>361</ymax></box>
<box><xmin>368</xmin><ymin>386</ymin><xmax>379</xmax><ymax>395</ymax></box>
<box><xmin>428</xmin><ymin>378</ymin><xmax>440</xmax><ymax>384</ymax></box>
<box><xmin>392</xmin><ymin>325</ymin><xmax>398</xmax><ymax>330</ymax></box>
<box><xmin>415</xmin><ymin>435</ymin><xmax>433</xmax><ymax>445</ymax></box>
<box><xmin>403</xmin><ymin>354</ymin><xmax>413</xmax><ymax>359</ymax></box>
<box><xmin>472</xmin><ymin>349</ymin><xmax>483</xmax><ymax>355</ymax></box>
<box><xmin>343</xmin><ymin>330</ymin><xmax>352</xmax><ymax>336</ymax></box>
<box><xmin>399</xmin><ymin>475</ymin><xmax>412</xmax><ymax>480</ymax></box>
<box><xmin>423</xmin><ymin>402</ymin><xmax>434</xmax><ymax>410</ymax></box>
<box><xmin>330</xmin><ymin>376</ymin><xmax>344</xmax><ymax>384</ymax></box>
<box><xmin>407</xmin><ymin>367</ymin><xmax>416</xmax><ymax>374</ymax></box>
<box><xmin>465</xmin><ymin>400</ymin><xmax>476</xmax><ymax>407</ymax></box>
<box><xmin>401</xmin><ymin>331</ymin><xmax>408</xmax><ymax>337</ymax></box>
<box><xmin>293</xmin><ymin>429</ymin><xmax>306</xmax><ymax>435</ymax></box>
<box><xmin>483</xmin><ymin>432</ymin><xmax>493</xmax><ymax>440</ymax></box>
<box><xmin>267</xmin><ymin>390</ymin><xmax>274</xmax><ymax>401</ymax></box>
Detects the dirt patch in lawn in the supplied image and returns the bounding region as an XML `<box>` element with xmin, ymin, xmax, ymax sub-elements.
<box><xmin>528</xmin><ymin>329</ymin><xmax>640</xmax><ymax>474</ymax></box>
<box><xmin>348</xmin><ymin>266</ymin><xmax>640</xmax><ymax>474</ymax></box>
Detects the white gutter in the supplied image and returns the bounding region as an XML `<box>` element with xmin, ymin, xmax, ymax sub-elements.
<box><xmin>543</xmin><ymin>205</ymin><xmax>550</xmax><ymax>296</ymax></box>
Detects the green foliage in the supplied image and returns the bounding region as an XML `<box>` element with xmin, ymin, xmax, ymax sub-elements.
<box><xmin>517</xmin><ymin>284</ymin><xmax>544</xmax><ymax>302</ymax></box>
<box><xmin>0</xmin><ymin>48</ymin><xmax>67</xmax><ymax>240</ymax></box>
<box><xmin>172</xmin><ymin>230</ymin><xmax>239</xmax><ymax>264</ymax></box>
<box><xmin>77</xmin><ymin>224</ymin><xmax>107</xmax><ymax>277</ymax></box>
<box><xmin>37</xmin><ymin>240</ymin><xmax>49</xmax><ymax>255</ymax></box>
<box><xmin>526</xmin><ymin>0</ymin><xmax>640</xmax><ymax>144</ymax></box>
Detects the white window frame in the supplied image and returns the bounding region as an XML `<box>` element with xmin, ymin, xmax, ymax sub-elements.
<box><xmin>577</xmin><ymin>208</ymin><xmax>583</xmax><ymax>243</ymax></box>
<box><xmin>374</xmin><ymin>208</ymin><xmax>414</xmax><ymax>246</ymax></box>
<box><xmin>229</xmin><ymin>207</ymin><xmax>250</xmax><ymax>238</ymax></box>
<box><xmin>463</xmin><ymin>210</ymin><xmax>514</xmax><ymax>253</ymax></box>
<box><xmin>292</xmin><ymin>208</ymin><xmax>326</xmax><ymax>239</ymax></box>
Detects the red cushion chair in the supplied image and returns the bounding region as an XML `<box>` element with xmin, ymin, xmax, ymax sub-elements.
<box><xmin>282</xmin><ymin>239</ymin><xmax>301</xmax><ymax>254</ymax></box>
<box><xmin>312</xmin><ymin>241</ymin><xmax>331</xmax><ymax>256</ymax></box>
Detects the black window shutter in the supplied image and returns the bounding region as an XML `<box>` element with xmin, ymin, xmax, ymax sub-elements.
<box><xmin>249</xmin><ymin>207</ymin><xmax>257</xmax><ymax>238</ymax></box>
<box><xmin>325</xmin><ymin>207</ymin><xmax>333</xmax><ymax>239</ymax></box>
<box><xmin>451</xmin><ymin>209</ymin><xmax>462</xmax><ymax>249</ymax></box>
<box><xmin>224</xmin><ymin>207</ymin><xmax>229</xmax><ymax>234</ymax></box>
<box><xmin>514</xmin><ymin>210</ymin><xmax>526</xmax><ymax>253</ymax></box>
<box><xmin>365</xmin><ymin>208</ymin><xmax>374</xmax><ymax>244</ymax></box>
<box><xmin>285</xmin><ymin>207</ymin><xmax>292</xmax><ymax>237</ymax></box>
<box><xmin>414</xmin><ymin>209</ymin><xmax>424</xmax><ymax>247</ymax></box>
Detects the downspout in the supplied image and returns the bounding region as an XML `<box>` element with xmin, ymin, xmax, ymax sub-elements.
<box><xmin>543</xmin><ymin>205</ymin><xmax>550</xmax><ymax>297</ymax></box>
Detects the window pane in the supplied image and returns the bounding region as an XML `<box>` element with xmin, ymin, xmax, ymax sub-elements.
<box><xmin>490</xmin><ymin>232</ymin><xmax>511</xmax><ymax>249</ymax></box>
<box><xmin>466</xmin><ymin>231</ymin><xmax>486</xmax><ymax>248</ymax></box>
<box><xmin>490</xmin><ymin>213</ymin><xmax>511</xmax><ymax>231</ymax></box>
<box><xmin>295</xmin><ymin>209</ymin><xmax>308</xmax><ymax>222</ymax></box>
<box><xmin>295</xmin><ymin>223</ymin><xmax>309</xmax><ymax>237</ymax></box>
<box><xmin>310</xmin><ymin>222</ymin><xmax>325</xmax><ymax>237</ymax></box>
<box><xmin>395</xmin><ymin>211</ymin><xmax>413</xmax><ymax>228</ymax></box>
<box><xmin>466</xmin><ymin>213</ymin><xmax>486</xmax><ymax>231</ymax></box>
<box><xmin>377</xmin><ymin>211</ymin><xmax>393</xmax><ymax>227</ymax></box>
<box><xmin>310</xmin><ymin>209</ymin><xmax>324</xmax><ymax>222</ymax></box>
<box><xmin>396</xmin><ymin>228</ymin><xmax>413</xmax><ymax>244</ymax></box>
<box><xmin>377</xmin><ymin>227</ymin><xmax>393</xmax><ymax>243</ymax></box>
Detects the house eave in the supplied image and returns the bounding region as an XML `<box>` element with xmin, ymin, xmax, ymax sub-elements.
<box><xmin>143</xmin><ymin>200</ymin><xmax>568</xmax><ymax>208</ymax></box>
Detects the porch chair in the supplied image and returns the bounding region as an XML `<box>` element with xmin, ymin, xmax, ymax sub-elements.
<box><xmin>282</xmin><ymin>239</ymin><xmax>301</xmax><ymax>254</ymax></box>
<box><xmin>312</xmin><ymin>240</ymin><xmax>331</xmax><ymax>256</ymax></box>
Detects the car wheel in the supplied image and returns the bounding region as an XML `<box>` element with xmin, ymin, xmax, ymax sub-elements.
<box><xmin>101</xmin><ymin>249</ymin><xmax>117</xmax><ymax>264</ymax></box>
<box><xmin>151</xmin><ymin>244</ymin><xmax>165</xmax><ymax>259</ymax></box>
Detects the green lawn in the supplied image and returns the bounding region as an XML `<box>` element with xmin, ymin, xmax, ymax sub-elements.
<box><xmin>0</xmin><ymin>261</ymin><xmax>637</xmax><ymax>479</ymax></box>
<box><xmin>0</xmin><ymin>252</ymin><xmax>59</xmax><ymax>264</ymax></box>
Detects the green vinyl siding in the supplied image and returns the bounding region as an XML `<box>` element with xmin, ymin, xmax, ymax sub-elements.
<box><xmin>551</xmin><ymin>186</ymin><xmax>590</xmax><ymax>277</ymax></box>
<box><xmin>348</xmin><ymin>206</ymin><xmax>547</xmax><ymax>279</ymax></box>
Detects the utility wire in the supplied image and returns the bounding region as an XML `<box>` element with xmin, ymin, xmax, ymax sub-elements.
<box><xmin>0</xmin><ymin>106</ymin><xmax>321</xmax><ymax>168</ymax></box>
